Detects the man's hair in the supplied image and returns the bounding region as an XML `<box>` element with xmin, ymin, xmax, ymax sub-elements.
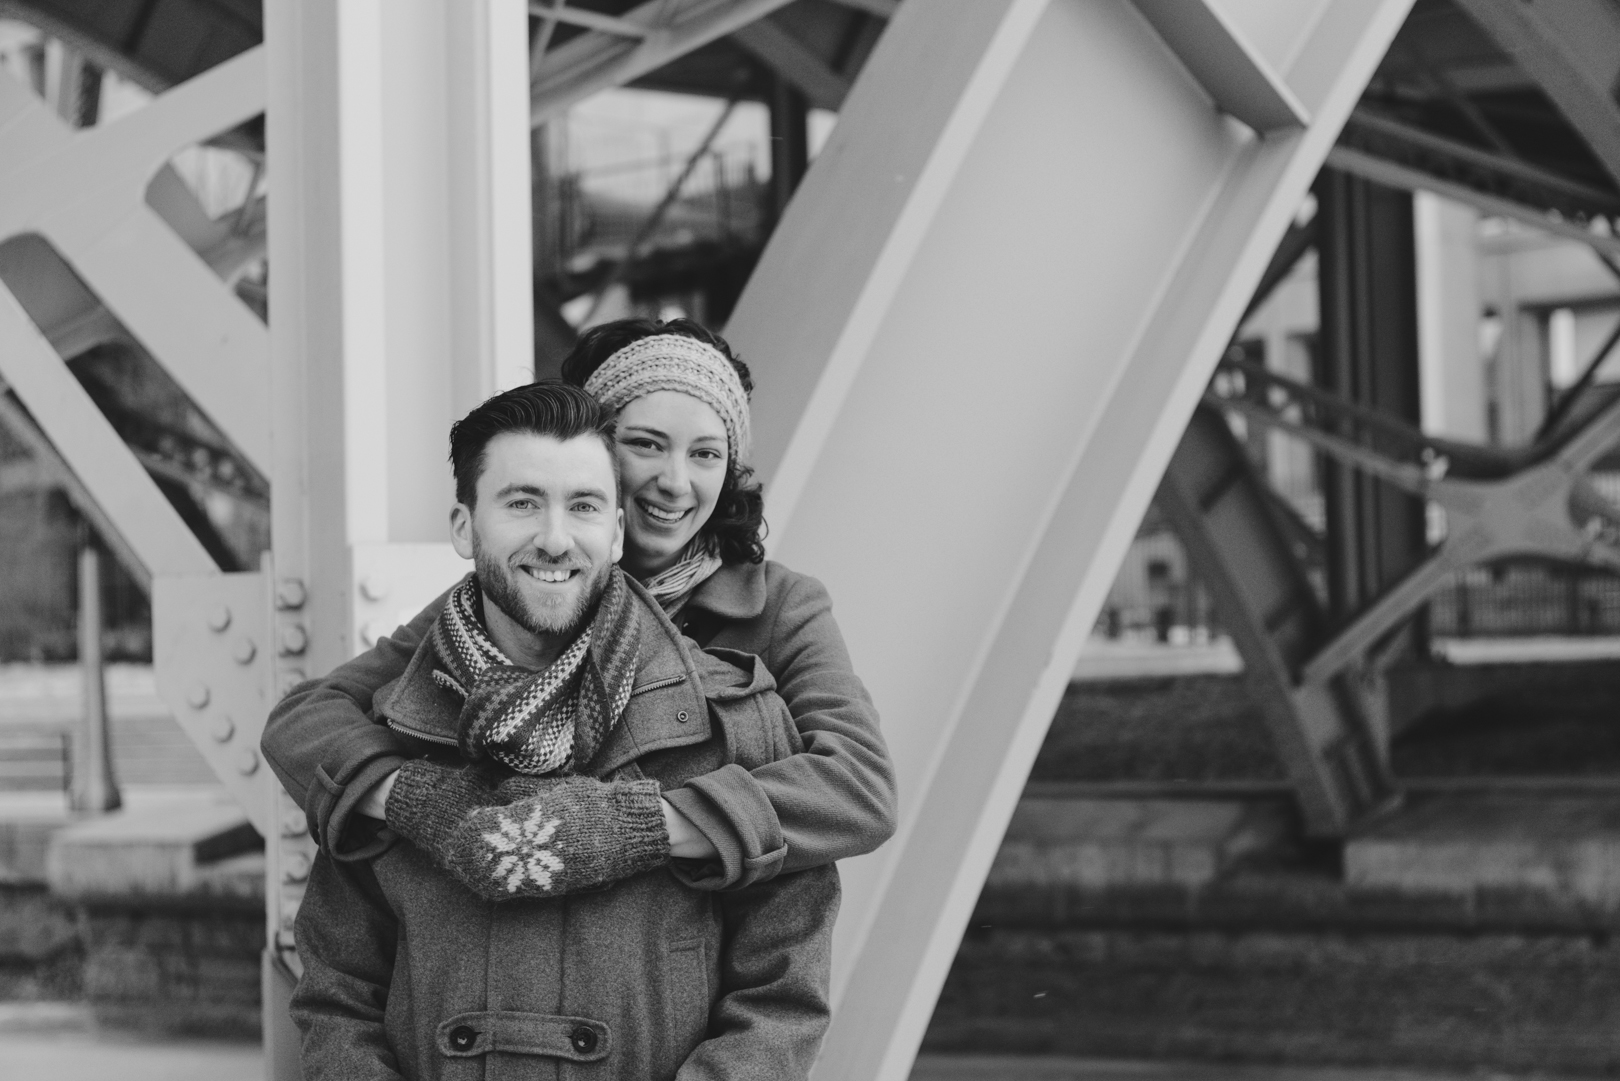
<box><xmin>556</xmin><ymin>318</ymin><xmax>766</xmax><ymax>565</ymax></box>
<box><xmin>449</xmin><ymin>381</ymin><xmax>618</xmax><ymax>508</ymax></box>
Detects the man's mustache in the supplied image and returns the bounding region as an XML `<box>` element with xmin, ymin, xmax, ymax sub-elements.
<box><xmin>511</xmin><ymin>552</ymin><xmax>592</xmax><ymax>571</ymax></box>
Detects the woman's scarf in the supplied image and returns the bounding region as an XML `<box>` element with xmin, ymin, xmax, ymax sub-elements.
<box><xmin>429</xmin><ymin>568</ymin><xmax>639</xmax><ymax>775</ymax></box>
<box><xmin>641</xmin><ymin>540</ymin><xmax>724</xmax><ymax>618</ymax></box>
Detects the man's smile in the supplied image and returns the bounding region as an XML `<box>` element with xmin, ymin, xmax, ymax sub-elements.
<box><xmin>520</xmin><ymin>565</ymin><xmax>581</xmax><ymax>584</ymax></box>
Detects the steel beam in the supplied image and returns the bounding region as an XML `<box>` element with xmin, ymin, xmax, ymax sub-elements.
<box><xmin>1131</xmin><ymin>0</ymin><xmax>1309</xmax><ymax>134</ymax></box>
<box><xmin>734</xmin><ymin>16</ymin><xmax>852</xmax><ymax>111</ymax></box>
<box><xmin>1327</xmin><ymin>144</ymin><xmax>1620</xmax><ymax>261</ymax></box>
<box><xmin>724</xmin><ymin>1</ymin><xmax>1412</xmax><ymax>1078</ymax></box>
<box><xmin>1453</xmin><ymin>0</ymin><xmax>1620</xmax><ymax>191</ymax></box>
<box><xmin>529</xmin><ymin>0</ymin><xmax>793</xmax><ymax>126</ymax></box>
<box><xmin>0</xmin><ymin>284</ymin><xmax>214</xmax><ymax>579</ymax></box>
<box><xmin>1158</xmin><ymin>407</ymin><xmax>1395</xmax><ymax>834</ymax></box>
<box><xmin>0</xmin><ymin>48</ymin><xmax>270</xmax><ymax>473</ymax></box>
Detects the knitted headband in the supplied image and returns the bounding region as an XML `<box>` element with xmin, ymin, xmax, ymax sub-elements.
<box><xmin>583</xmin><ymin>334</ymin><xmax>752</xmax><ymax>464</ymax></box>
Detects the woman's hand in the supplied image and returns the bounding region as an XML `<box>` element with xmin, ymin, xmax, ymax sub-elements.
<box><xmin>662</xmin><ymin>797</ymin><xmax>719</xmax><ymax>859</ymax></box>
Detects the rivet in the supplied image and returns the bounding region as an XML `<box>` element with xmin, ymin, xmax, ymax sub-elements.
<box><xmin>278</xmin><ymin>671</ymin><xmax>307</xmax><ymax>698</ymax></box>
<box><xmin>186</xmin><ymin>683</ymin><xmax>210</xmax><ymax>710</ymax></box>
<box><xmin>359</xmin><ymin>576</ymin><xmax>389</xmax><ymax>603</ymax></box>
<box><xmin>236</xmin><ymin>748</ymin><xmax>259</xmax><ymax>775</ymax></box>
<box><xmin>232</xmin><ymin>637</ymin><xmax>257</xmax><ymax>664</ymax></box>
<box><xmin>280</xmin><ymin>625</ymin><xmax>308</xmax><ymax>656</ymax></box>
<box><xmin>276</xmin><ymin>578</ymin><xmax>307</xmax><ymax>610</ymax></box>
<box><xmin>210</xmin><ymin>715</ymin><xmax>235</xmax><ymax>743</ymax></box>
<box><xmin>283</xmin><ymin>850</ymin><xmax>311</xmax><ymax>883</ymax></box>
<box><xmin>206</xmin><ymin>605</ymin><xmax>232</xmax><ymax>632</ymax></box>
<box><xmin>282</xmin><ymin>810</ymin><xmax>308</xmax><ymax>838</ymax></box>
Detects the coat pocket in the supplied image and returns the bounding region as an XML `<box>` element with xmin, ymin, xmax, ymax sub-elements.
<box><xmin>697</xmin><ymin>648</ymin><xmax>804</xmax><ymax>769</ymax></box>
<box><xmin>663</xmin><ymin>938</ymin><xmax>710</xmax><ymax>1048</ymax></box>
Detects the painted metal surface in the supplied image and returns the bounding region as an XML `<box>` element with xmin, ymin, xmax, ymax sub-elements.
<box><xmin>726</xmin><ymin>2</ymin><xmax>1413</xmax><ymax>1078</ymax></box>
<box><xmin>1452</xmin><ymin>0</ymin><xmax>1620</xmax><ymax>190</ymax></box>
<box><xmin>530</xmin><ymin>0</ymin><xmax>795</xmax><ymax>124</ymax></box>
<box><xmin>1158</xmin><ymin>407</ymin><xmax>1396</xmax><ymax>836</ymax></box>
<box><xmin>151</xmin><ymin>573</ymin><xmax>274</xmax><ymax>836</ymax></box>
<box><xmin>265</xmin><ymin>3</ymin><xmax>533</xmax><ymax>1075</ymax></box>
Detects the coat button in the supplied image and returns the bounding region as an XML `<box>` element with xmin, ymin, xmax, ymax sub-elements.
<box><xmin>449</xmin><ymin>1025</ymin><xmax>478</xmax><ymax>1051</ymax></box>
<box><xmin>676</xmin><ymin>710</ymin><xmax>689</xmax><ymax>723</ymax></box>
<box><xmin>570</xmin><ymin>1025</ymin><xmax>598</xmax><ymax>1053</ymax></box>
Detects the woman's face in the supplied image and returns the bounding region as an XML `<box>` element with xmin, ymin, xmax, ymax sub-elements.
<box><xmin>613</xmin><ymin>390</ymin><xmax>729</xmax><ymax>577</ymax></box>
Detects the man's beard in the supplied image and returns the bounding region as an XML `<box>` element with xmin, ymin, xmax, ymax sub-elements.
<box><xmin>472</xmin><ymin>537</ymin><xmax>613</xmax><ymax>644</ymax></box>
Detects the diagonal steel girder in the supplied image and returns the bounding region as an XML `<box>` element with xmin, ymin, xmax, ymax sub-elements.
<box><xmin>1452</xmin><ymin>0</ymin><xmax>1620</xmax><ymax>193</ymax></box>
<box><xmin>1158</xmin><ymin>406</ymin><xmax>1397</xmax><ymax>836</ymax></box>
<box><xmin>529</xmin><ymin>0</ymin><xmax>797</xmax><ymax>126</ymax></box>
<box><xmin>724</xmin><ymin>1</ymin><xmax>1412</xmax><ymax>1077</ymax></box>
<box><xmin>0</xmin><ymin>47</ymin><xmax>270</xmax><ymax>475</ymax></box>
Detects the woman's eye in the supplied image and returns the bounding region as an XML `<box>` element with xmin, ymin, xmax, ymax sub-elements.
<box><xmin>693</xmin><ymin>448</ymin><xmax>724</xmax><ymax>462</ymax></box>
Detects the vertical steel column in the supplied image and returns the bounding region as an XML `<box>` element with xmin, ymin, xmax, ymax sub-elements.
<box><xmin>1315</xmin><ymin>169</ymin><xmax>1428</xmax><ymax>636</ymax></box>
<box><xmin>768</xmin><ymin>73</ymin><xmax>810</xmax><ymax>221</ymax></box>
<box><xmin>73</xmin><ymin>539</ymin><xmax>120</xmax><ymax>814</ymax></box>
<box><xmin>264</xmin><ymin>3</ymin><xmax>532</xmax><ymax>1076</ymax></box>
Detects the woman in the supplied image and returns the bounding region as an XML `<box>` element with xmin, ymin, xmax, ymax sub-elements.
<box><xmin>261</xmin><ymin>318</ymin><xmax>896</xmax><ymax>888</ymax></box>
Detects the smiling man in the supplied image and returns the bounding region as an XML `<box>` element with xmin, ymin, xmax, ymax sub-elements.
<box><xmin>287</xmin><ymin>382</ymin><xmax>835</xmax><ymax>1081</ymax></box>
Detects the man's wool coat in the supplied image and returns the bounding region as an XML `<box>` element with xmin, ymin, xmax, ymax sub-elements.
<box><xmin>290</xmin><ymin>579</ymin><xmax>838</xmax><ymax>1080</ymax></box>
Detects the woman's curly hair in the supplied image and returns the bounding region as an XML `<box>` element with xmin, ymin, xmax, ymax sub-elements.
<box><xmin>559</xmin><ymin>318</ymin><xmax>766</xmax><ymax>565</ymax></box>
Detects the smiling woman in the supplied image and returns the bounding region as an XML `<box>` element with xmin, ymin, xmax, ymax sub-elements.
<box><xmin>261</xmin><ymin>316</ymin><xmax>897</xmax><ymax>906</ymax></box>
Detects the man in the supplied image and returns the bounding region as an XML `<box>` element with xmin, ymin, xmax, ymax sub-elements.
<box><xmin>289</xmin><ymin>382</ymin><xmax>835</xmax><ymax>1080</ymax></box>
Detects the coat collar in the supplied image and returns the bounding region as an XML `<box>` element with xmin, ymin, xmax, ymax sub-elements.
<box><xmin>374</xmin><ymin>577</ymin><xmax>710</xmax><ymax>773</ymax></box>
<box><xmin>684</xmin><ymin>560</ymin><xmax>767</xmax><ymax>621</ymax></box>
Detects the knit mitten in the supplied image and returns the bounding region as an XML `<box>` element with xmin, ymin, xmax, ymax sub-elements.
<box><xmin>383</xmin><ymin>759</ymin><xmax>503</xmax><ymax>855</ymax></box>
<box><xmin>441</xmin><ymin>775</ymin><xmax>669</xmax><ymax>900</ymax></box>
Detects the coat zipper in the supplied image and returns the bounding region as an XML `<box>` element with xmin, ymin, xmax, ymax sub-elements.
<box><xmin>385</xmin><ymin>717</ymin><xmax>459</xmax><ymax>747</ymax></box>
<box><xmin>629</xmin><ymin>674</ymin><xmax>685</xmax><ymax>698</ymax></box>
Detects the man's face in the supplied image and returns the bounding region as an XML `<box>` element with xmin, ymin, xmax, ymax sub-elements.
<box><xmin>450</xmin><ymin>431</ymin><xmax>625</xmax><ymax>650</ymax></box>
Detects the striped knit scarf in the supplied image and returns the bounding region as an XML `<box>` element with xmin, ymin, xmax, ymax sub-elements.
<box><xmin>641</xmin><ymin>540</ymin><xmax>723</xmax><ymax>617</ymax></box>
<box><xmin>430</xmin><ymin>568</ymin><xmax>639</xmax><ymax>775</ymax></box>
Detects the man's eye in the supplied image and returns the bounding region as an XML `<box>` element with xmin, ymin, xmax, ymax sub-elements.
<box><xmin>509</xmin><ymin>498</ymin><xmax>535</xmax><ymax>510</ymax></box>
<box><xmin>571</xmin><ymin>502</ymin><xmax>600</xmax><ymax>514</ymax></box>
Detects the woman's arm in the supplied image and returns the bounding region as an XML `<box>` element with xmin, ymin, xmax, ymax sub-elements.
<box><xmin>260</xmin><ymin>593</ymin><xmax>444</xmax><ymax>860</ymax></box>
<box><xmin>663</xmin><ymin>570</ymin><xmax>899</xmax><ymax>881</ymax></box>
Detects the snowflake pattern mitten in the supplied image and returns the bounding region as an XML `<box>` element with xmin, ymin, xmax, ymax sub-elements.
<box><xmin>440</xmin><ymin>775</ymin><xmax>669</xmax><ymax>899</ymax></box>
<box><xmin>382</xmin><ymin>759</ymin><xmax>503</xmax><ymax>855</ymax></box>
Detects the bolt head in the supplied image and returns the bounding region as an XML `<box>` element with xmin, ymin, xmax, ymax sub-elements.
<box><xmin>359</xmin><ymin>576</ymin><xmax>389</xmax><ymax>603</ymax></box>
<box><xmin>206</xmin><ymin>605</ymin><xmax>232</xmax><ymax>632</ymax></box>
<box><xmin>235</xmin><ymin>748</ymin><xmax>259</xmax><ymax>775</ymax></box>
<box><xmin>186</xmin><ymin>683</ymin><xmax>210</xmax><ymax>710</ymax></box>
<box><xmin>232</xmin><ymin>637</ymin><xmax>257</xmax><ymax>665</ymax></box>
<box><xmin>283</xmin><ymin>850</ymin><xmax>311</xmax><ymax>883</ymax></box>
<box><xmin>210</xmin><ymin>715</ymin><xmax>235</xmax><ymax>743</ymax></box>
<box><xmin>276</xmin><ymin>578</ymin><xmax>307</xmax><ymax>610</ymax></box>
<box><xmin>280</xmin><ymin>624</ymin><xmax>308</xmax><ymax>656</ymax></box>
